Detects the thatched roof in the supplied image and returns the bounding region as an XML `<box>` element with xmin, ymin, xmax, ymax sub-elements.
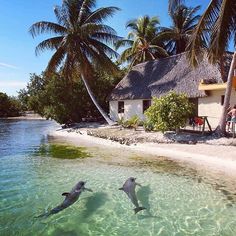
<box><xmin>109</xmin><ymin>52</ymin><xmax>232</xmax><ymax>101</ymax></box>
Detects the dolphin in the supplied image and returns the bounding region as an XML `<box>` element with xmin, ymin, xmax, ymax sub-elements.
<box><xmin>119</xmin><ymin>177</ymin><xmax>146</xmax><ymax>214</ymax></box>
<box><xmin>37</xmin><ymin>181</ymin><xmax>92</xmax><ymax>217</ymax></box>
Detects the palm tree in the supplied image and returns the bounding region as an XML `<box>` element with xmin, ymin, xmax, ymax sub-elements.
<box><xmin>159</xmin><ymin>4</ymin><xmax>201</xmax><ymax>54</ymax></box>
<box><xmin>29</xmin><ymin>0</ymin><xmax>121</xmax><ymax>125</ymax></box>
<box><xmin>168</xmin><ymin>0</ymin><xmax>185</xmax><ymax>13</ymax></box>
<box><xmin>116</xmin><ymin>16</ymin><xmax>168</xmax><ymax>68</ymax></box>
<box><xmin>187</xmin><ymin>0</ymin><xmax>236</xmax><ymax>135</ymax></box>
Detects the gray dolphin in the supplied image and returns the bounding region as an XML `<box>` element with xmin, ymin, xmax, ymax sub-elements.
<box><xmin>37</xmin><ymin>181</ymin><xmax>92</xmax><ymax>217</ymax></box>
<box><xmin>119</xmin><ymin>177</ymin><xmax>146</xmax><ymax>214</ymax></box>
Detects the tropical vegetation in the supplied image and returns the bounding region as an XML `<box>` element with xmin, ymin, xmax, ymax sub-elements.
<box><xmin>0</xmin><ymin>92</ymin><xmax>22</xmax><ymax>117</ymax></box>
<box><xmin>116</xmin><ymin>15</ymin><xmax>168</xmax><ymax>67</ymax></box>
<box><xmin>145</xmin><ymin>92</ymin><xmax>193</xmax><ymax>132</ymax></box>
<box><xmin>18</xmin><ymin>70</ymin><xmax>124</xmax><ymax>124</ymax></box>
<box><xmin>29</xmin><ymin>0</ymin><xmax>121</xmax><ymax>125</ymax></box>
<box><xmin>159</xmin><ymin>3</ymin><xmax>201</xmax><ymax>54</ymax></box>
<box><xmin>117</xmin><ymin>115</ymin><xmax>142</xmax><ymax>130</ymax></box>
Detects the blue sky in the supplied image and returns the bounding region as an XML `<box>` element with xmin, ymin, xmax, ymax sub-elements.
<box><xmin>0</xmin><ymin>0</ymin><xmax>210</xmax><ymax>95</ymax></box>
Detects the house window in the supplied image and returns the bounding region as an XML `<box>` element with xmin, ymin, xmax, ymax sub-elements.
<box><xmin>143</xmin><ymin>100</ymin><xmax>151</xmax><ymax>113</ymax></box>
<box><xmin>221</xmin><ymin>95</ymin><xmax>225</xmax><ymax>106</ymax></box>
<box><xmin>118</xmin><ymin>101</ymin><xmax>124</xmax><ymax>113</ymax></box>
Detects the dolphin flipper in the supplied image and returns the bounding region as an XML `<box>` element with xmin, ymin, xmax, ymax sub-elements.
<box><xmin>134</xmin><ymin>206</ymin><xmax>146</xmax><ymax>214</ymax></box>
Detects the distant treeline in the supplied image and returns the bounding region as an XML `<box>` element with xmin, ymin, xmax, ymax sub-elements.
<box><xmin>0</xmin><ymin>92</ymin><xmax>23</xmax><ymax>117</ymax></box>
<box><xmin>18</xmin><ymin>70</ymin><xmax>125</xmax><ymax>124</ymax></box>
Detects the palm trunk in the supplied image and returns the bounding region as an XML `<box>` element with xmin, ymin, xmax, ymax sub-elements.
<box><xmin>81</xmin><ymin>74</ymin><xmax>116</xmax><ymax>125</ymax></box>
<box><xmin>216</xmin><ymin>51</ymin><xmax>236</xmax><ymax>135</ymax></box>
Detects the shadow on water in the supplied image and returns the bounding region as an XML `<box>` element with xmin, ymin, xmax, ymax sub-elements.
<box><xmin>137</xmin><ymin>185</ymin><xmax>161</xmax><ymax>220</ymax></box>
<box><xmin>51</xmin><ymin>228</ymin><xmax>79</xmax><ymax>236</ymax></box>
<box><xmin>81</xmin><ymin>192</ymin><xmax>108</xmax><ymax>218</ymax></box>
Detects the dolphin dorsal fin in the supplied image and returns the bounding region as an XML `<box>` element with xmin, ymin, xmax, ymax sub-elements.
<box><xmin>62</xmin><ymin>192</ymin><xmax>70</xmax><ymax>196</ymax></box>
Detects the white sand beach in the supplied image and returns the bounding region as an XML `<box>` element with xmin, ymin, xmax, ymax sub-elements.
<box><xmin>51</xmin><ymin>127</ymin><xmax>236</xmax><ymax>178</ymax></box>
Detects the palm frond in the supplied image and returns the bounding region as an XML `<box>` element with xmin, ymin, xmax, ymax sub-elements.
<box><xmin>91</xmin><ymin>32</ymin><xmax>121</xmax><ymax>46</ymax></box>
<box><xmin>29</xmin><ymin>21</ymin><xmax>66</xmax><ymax>38</ymax></box>
<box><xmin>81</xmin><ymin>23</ymin><xmax>117</xmax><ymax>37</ymax></box>
<box><xmin>126</xmin><ymin>19</ymin><xmax>139</xmax><ymax>31</ymax></box>
<box><xmin>148</xmin><ymin>45</ymin><xmax>169</xmax><ymax>57</ymax></box>
<box><xmin>115</xmin><ymin>39</ymin><xmax>133</xmax><ymax>50</ymax></box>
<box><xmin>84</xmin><ymin>7</ymin><xmax>120</xmax><ymax>24</ymax></box>
<box><xmin>187</xmin><ymin>0</ymin><xmax>221</xmax><ymax>66</ymax></box>
<box><xmin>183</xmin><ymin>14</ymin><xmax>201</xmax><ymax>30</ymax></box>
<box><xmin>78</xmin><ymin>0</ymin><xmax>96</xmax><ymax>24</ymax></box>
<box><xmin>155</xmin><ymin>30</ymin><xmax>177</xmax><ymax>42</ymax></box>
<box><xmin>46</xmin><ymin>46</ymin><xmax>66</xmax><ymax>73</ymax></box>
<box><xmin>53</xmin><ymin>5</ymin><xmax>69</xmax><ymax>27</ymax></box>
<box><xmin>168</xmin><ymin>0</ymin><xmax>185</xmax><ymax>14</ymax></box>
<box><xmin>88</xmin><ymin>38</ymin><xmax>119</xmax><ymax>58</ymax></box>
<box><xmin>35</xmin><ymin>36</ymin><xmax>64</xmax><ymax>56</ymax></box>
<box><xmin>119</xmin><ymin>47</ymin><xmax>133</xmax><ymax>63</ymax></box>
<box><xmin>83</xmin><ymin>43</ymin><xmax>119</xmax><ymax>75</ymax></box>
<box><xmin>208</xmin><ymin>0</ymin><xmax>236</xmax><ymax>62</ymax></box>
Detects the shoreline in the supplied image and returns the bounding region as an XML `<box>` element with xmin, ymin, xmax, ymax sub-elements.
<box><xmin>50</xmin><ymin>126</ymin><xmax>236</xmax><ymax>178</ymax></box>
<box><xmin>0</xmin><ymin>114</ymin><xmax>46</xmax><ymax>120</ymax></box>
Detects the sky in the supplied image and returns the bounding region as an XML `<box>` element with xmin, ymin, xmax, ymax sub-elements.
<box><xmin>0</xmin><ymin>0</ymin><xmax>210</xmax><ymax>96</ymax></box>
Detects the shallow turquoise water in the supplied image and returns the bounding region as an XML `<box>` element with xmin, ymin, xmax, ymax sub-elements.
<box><xmin>0</xmin><ymin>120</ymin><xmax>236</xmax><ymax>236</ymax></box>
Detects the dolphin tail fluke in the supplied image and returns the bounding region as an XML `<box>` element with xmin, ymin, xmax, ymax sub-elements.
<box><xmin>35</xmin><ymin>205</ymin><xmax>64</xmax><ymax>218</ymax></box>
<box><xmin>134</xmin><ymin>206</ymin><xmax>146</xmax><ymax>214</ymax></box>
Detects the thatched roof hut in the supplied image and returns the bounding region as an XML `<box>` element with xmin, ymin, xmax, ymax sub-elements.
<box><xmin>109</xmin><ymin>52</ymin><xmax>232</xmax><ymax>101</ymax></box>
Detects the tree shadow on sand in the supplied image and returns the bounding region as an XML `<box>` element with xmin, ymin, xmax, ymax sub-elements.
<box><xmin>137</xmin><ymin>185</ymin><xmax>161</xmax><ymax>220</ymax></box>
<box><xmin>81</xmin><ymin>192</ymin><xmax>108</xmax><ymax>219</ymax></box>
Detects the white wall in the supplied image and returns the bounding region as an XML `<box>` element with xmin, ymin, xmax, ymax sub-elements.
<box><xmin>109</xmin><ymin>99</ymin><xmax>146</xmax><ymax>121</ymax></box>
<box><xmin>198</xmin><ymin>89</ymin><xmax>236</xmax><ymax>128</ymax></box>
<box><xmin>110</xmin><ymin>90</ymin><xmax>236</xmax><ymax>127</ymax></box>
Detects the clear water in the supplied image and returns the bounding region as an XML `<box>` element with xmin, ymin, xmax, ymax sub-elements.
<box><xmin>0</xmin><ymin>120</ymin><xmax>236</xmax><ymax>236</ymax></box>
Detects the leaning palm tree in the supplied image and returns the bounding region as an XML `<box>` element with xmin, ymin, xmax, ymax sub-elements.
<box><xmin>159</xmin><ymin>4</ymin><xmax>201</xmax><ymax>54</ymax></box>
<box><xmin>116</xmin><ymin>16</ymin><xmax>168</xmax><ymax>68</ymax></box>
<box><xmin>187</xmin><ymin>0</ymin><xmax>236</xmax><ymax>135</ymax></box>
<box><xmin>29</xmin><ymin>0</ymin><xmax>121</xmax><ymax>125</ymax></box>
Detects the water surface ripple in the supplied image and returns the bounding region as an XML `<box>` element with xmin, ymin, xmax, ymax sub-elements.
<box><xmin>0</xmin><ymin>120</ymin><xmax>236</xmax><ymax>236</ymax></box>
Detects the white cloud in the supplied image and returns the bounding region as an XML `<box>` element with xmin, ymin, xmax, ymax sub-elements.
<box><xmin>0</xmin><ymin>62</ymin><xmax>19</xmax><ymax>69</ymax></box>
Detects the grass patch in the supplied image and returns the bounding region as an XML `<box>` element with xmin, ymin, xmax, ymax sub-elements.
<box><xmin>37</xmin><ymin>144</ymin><xmax>90</xmax><ymax>159</ymax></box>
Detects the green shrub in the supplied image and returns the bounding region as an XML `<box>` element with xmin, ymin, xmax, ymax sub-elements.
<box><xmin>117</xmin><ymin>117</ymin><xmax>125</xmax><ymax>126</ymax></box>
<box><xmin>118</xmin><ymin>115</ymin><xmax>141</xmax><ymax>129</ymax></box>
<box><xmin>143</xmin><ymin>120</ymin><xmax>154</xmax><ymax>131</ymax></box>
<box><xmin>126</xmin><ymin>115</ymin><xmax>140</xmax><ymax>129</ymax></box>
<box><xmin>145</xmin><ymin>92</ymin><xmax>193</xmax><ymax>132</ymax></box>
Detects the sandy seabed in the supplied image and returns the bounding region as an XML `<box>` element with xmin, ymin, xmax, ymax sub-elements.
<box><xmin>50</xmin><ymin>126</ymin><xmax>236</xmax><ymax>179</ymax></box>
